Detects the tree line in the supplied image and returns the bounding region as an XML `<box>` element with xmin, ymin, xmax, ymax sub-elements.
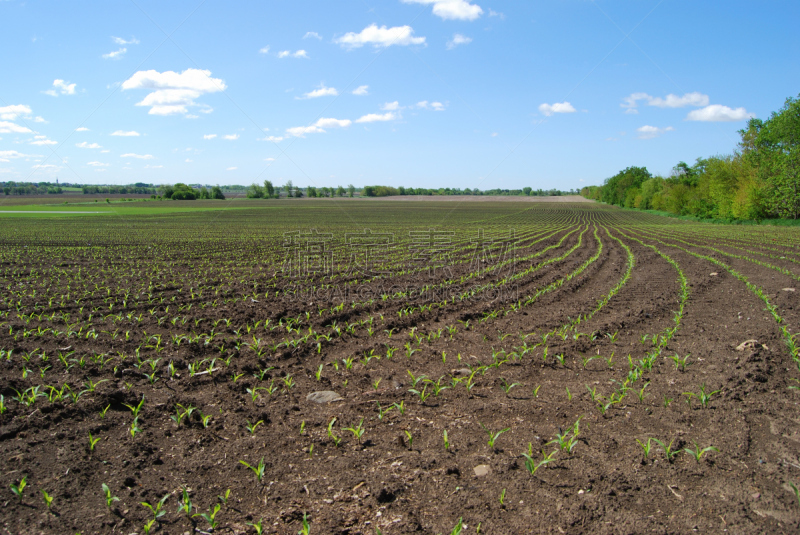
<box><xmin>581</xmin><ymin>94</ymin><xmax>800</xmax><ymax>221</ymax></box>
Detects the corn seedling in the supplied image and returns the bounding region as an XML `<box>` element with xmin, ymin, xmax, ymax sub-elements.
<box><xmin>327</xmin><ymin>418</ymin><xmax>342</xmax><ymax>447</ymax></box>
<box><xmin>199</xmin><ymin>411</ymin><xmax>212</xmax><ymax>428</ymax></box>
<box><xmin>500</xmin><ymin>378</ymin><xmax>521</xmax><ymax>395</ymax></box>
<box><xmin>499</xmin><ymin>488</ymin><xmax>506</xmax><ymax>506</ymax></box>
<box><xmin>405</xmin><ymin>430</ymin><xmax>413</xmax><ymax>450</ymax></box>
<box><xmin>41</xmin><ymin>489</ymin><xmax>53</xmax><ymax>509</ymax></box>
<box><xmin>663</xmin><ymin>396</ymin><xmax>673</xmax><ymax>408</ymax></box>
<box><xmin>141</xmin><ymin>493</ymin><xmax>169</xmax><ymax>520</ymax></box>
<box><xmin>298</xmin><ymin>512</ymin><xmax>311</xmax><ymax>535</ymax></box>
<box><xmin>239</xmin><ymin>458</ymin><xmax>266</xmax><ymax>482</ymax></box>
<box><xmin>394</xmin><ymin>401</ymin><xmax>406</xmax><ymax>415</ymax></box>
<box><xmin>194</xmin><ymin>503</ymin><xmax>221</xmax><ymax>530</ymax></box>
<box><xmin>565</xmin><ymin>387</ymin><xmax>572</xmax><ymax>401</ymax></box>
<box><xmin>636</xmin><ymin>382</ymin><xmax>650</xmax><ymax>402</ymax></box>
<box><xmin>247</xmin><ymin>518</ymin><xmax>265</xmax><ymax>534</ymax></box>
<box><xmin>443</xmin><ymin>430</ymin><xmax>450</xmax><ymax>451</ymax></box>
<box><xmin>130</xmin><ymin>416</ymin><xmax>141</xmax><ymax>437</ymax></box>
<box><xmin>245</xmin><ymin>419</ymin><xmax>264</xmax><ymax>434</ymax></box>
<box><xmin>88</xmin><ymin>432</ymin><xmax>101</xmax><ymax>451</ymax></box>
<box><xmin>219</xmin><ymin>489</ymin><xmax>231</xmax><ymax>504</ymax></box>
<box><xmin>343</xmin><ymin>418</ymin><xmax>366</xmax><ymax>443</ymax></box>
<box><xmin>532</xmin><ymin>384</ymin><xmax>541</xmax><ymax>397</ymax></box>
<box><xmin>10</xmin><ymin>476</ymin><xmax>26</xmax><ymax>501</ymax></box>
<box><xmin>522</xmin><ymin>446</ymin><xmax>557</xmax><ymax>475</ymax></box>
<box><xmin>684</xmin><ymin>383</ymin><xmax>721</xmax><ymax>409</ymax></box>
<box><xmin>102</xmin><ymin>483</ymin><xmax>119</xmax><ymax>509</ymax></box>
<box><xmin>789</xmin><ymin>482</ymin><xmax>800</xmax><ymax>506</ymax></box>
<box><xmin>636</xmin><ymin>438</ymin><xmax>654</xmax><ymax>459</ymax></box>
<box><xmin>123</xmin><ymin>396</ymin><xmax>144</xmax><ymax>417</ymax></box>
<box><xmin>684</xmin><ymin>441</ymin><xmax>719</xmax><ymax>462</ymax></box>
<box><xmin>669</xmin><ymin>353</ymin><xmax>692</xmax><ymax>372</ymax></box>
<box><xmin>448</xmin><ymin>517</ymin><xmax>463</xmax><ymax>535</ymax></box>
<box><xmin>653</xmin><ymin>438</ymin><xmax>682</xmax><ymax>462</ymax></box>
<box><xmin>479</xmin><ymin>422</ymin><xmax>510</xmax><ymax>449</ymax></box>
<box><xmin>177</xmin><ymin>486</ymin><xmax>193</xmax><ymax>516</ymax></box>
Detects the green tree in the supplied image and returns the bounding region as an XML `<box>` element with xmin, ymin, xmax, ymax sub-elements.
<box><xmin>211</xmin><ymin>186</ymin><xmax>225</xmax><ymax>199</ymax></box>
<box><xmin>347</xmin><ymin>184</ymin><xmax>355</xmax><ymax>197</ymax></box>
<box><xmin>523</xmin><ymin>187</ymin><xmax>532</xmax><ymax>196</ymax></box>
<box><xmin>247</xmin><ymin>183</ymin><xmax>264</xmax><ymax>198</ymax></box>
<box><xmin>601</xmin><ymin>166</ymin><xmax>652</xmax><ymax>206</ymax></box>
<box><xmin>264</xmin><ymin>180</ymin><xmax>275</xmax><ymax>198</ymax></box>
<box><xmin>284</xmin><ymin>180</ymin><xmax>293</xmax><ymax>198</ymax></box>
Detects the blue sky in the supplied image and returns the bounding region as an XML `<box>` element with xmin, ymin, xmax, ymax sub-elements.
<box><xmin>1</xmin><ymin>0</ymin><xmax>798</xmax><ymax>190</ymax></box>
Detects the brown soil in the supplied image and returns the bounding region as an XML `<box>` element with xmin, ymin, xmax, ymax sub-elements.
<box><xmin>1</xmin><ymin>203</ymin><xmax>799</xmax><ymax>535</ymax></box>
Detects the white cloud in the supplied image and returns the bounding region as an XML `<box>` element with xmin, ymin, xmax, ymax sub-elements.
<box><xmin>121</xmin><ymin>153</ymin><xmax>154</xmax><ymax>159</ymax></box>
<box><xmin>76</xmin><ymin>127</ymin><xmax>89</xmax><ymax>132</ymax></box>
<box><xmin>87</xmin><ymin>161</ymin><xmax>110</xmax><ymax>167</ymax></box>
<box><xmin>203</xmin><ymin>134</ymin><xmax>217</xmax><ymax>140</ymax></box>
<box><xmin>300</xmin><ymin>84</ymin><xmax>338</xmax><ymax>99</ymax></box>
<box><xmin>352</xmin><ymin>85</ymin><xmax>370</xmax><ymax>96</ymax></box>
<box><xmin>0</xmin><ymin>150</ymin><xmax>37</xmax><ymax>160</ymax></box>
<box><xmin>488</xmin><ymin>8</ymin><xmax>504</xmax><ymax>18</ymax></box>
<box><xmin>622</xmin><ymin>92</ymin><xmax>709</xmax><ymax>112</ymax></box>
<box><xmin>223</xmin><ymin>134</ymin><xmax>239</xmax><ymax>140</ymax></box>
<box><xmin>44</xmin><ymin>79</ymin><xmax>77</xmax><ymax>96</ymax></box>
<box><xmin>416</xmin><ymin>101</ymin><xmax>445</xmax><ymax>111</ymax></box>
<box><xmin>111</xmin><ymin>130</ymin><xmax>140</xmax><ymax>137</ymax></box>
<box><xmin>335</xmin><ymin>24</ymin><xmax>426</xmax><ymax>48</ymax></box>
<box><xmin>113</xmin><ymin>36</ymin><xmax>140</xmax><ymax>45</ymax></box>
<box><xmin>278</xmin><ymin>50</ymin><xmax>309</xmax><ymax>59</ymax></box>
<box><xmin>402</xmin><ymin>0</ymin><xmax>483</xmax><ymax>21</ymax></box>
<box><xmin>103</xmin><ymin>48</ymin><xmax>127</xmax><ymax>60</ymax></box>
<box><xmin>31</xmin><ymin>163</ymin><xmax>61</xmax><ymax>171</ymax></box>
<box><xmin>226</xmin><ymin>167</ymin><xmax>237</xmax><ymax>170</ymax></box>
<box><xmin>287</xmin><ymin>117</ymin><xmax>351</xmax><ymax>137</ymax></box>
<box><xmin>538</xmin><ymin>101</ymin><xmax>576</xmax><ymax>116</ymax></box>
<box><xmin>304</xmin><ymin>31</ymin><xmax>322</xmax><ymax>40</ymax></box>
<box><xmin>264</xmin><ymin>157</ymin><xmax>276</xmax><ymax>161</ymax></box>
<box><xmin>686</xmin><ymin>104</ymin><xmax>755</xmax><ymax>122</ymax></box>
<box><xmin>100</xmin><ymin>149</ymin><xmax>110</xmax><ymax>153</ymax></box>
<box><xmin>356</xmin><ymin>112</ymin><xmax>396</xmax><ymax>123</ymax></box>
<box><xmin>33</xmin><ymin>116</ymin><xmax>47</xmax><ymax>123</ymax></box>
<box><xmin>30</xmin><ymin>138</ymin><xmax>57</xmax><ymax>145</ymax></box>
<box><xmin>636</xmin><ymin>125</ymin><xmax>674</xmax><ymax>139</ymax></box>
<box><xmin>122</xmin><ymin>68</ymin><xmax>226</xmax><ymax>115</ymax></box>
<box><xmin>185</xmin><ymin>158</ymin><xmax>193</xmax><ymax>162</ymax></box>
<box><xmin>76</xmin><ymin>141</ymin><xmax>102</xmax><ymax>149</ymax></box>
<box><xmin>0</xmin><ymin>104</ymin><xmax>32</xmax><ymax>120</ymax></box>
<box><xmin>491</xmin><ymin>132</ymin><xmax>498</xmax><ymax>137</ymax></box>
<box><xmin>382</xmin><ymin>101</ymin><xmax>401</xmax><ymax>111</ymax></box>
<box><xmin>0</xmin><ymin>121</ymin><xmax>32</xmax><ymax>134</ymax></box>
<box><xmin>446</xmin><ymin>33</ymin><xmax>472</xmax><ymax>49</ymax></box>
<box><xmin>144</xmin><ymin>164</ymin><xmax>163</xmax><ymax>169</ymax></box>
<box><xmin>261</xmin><ymin>136</ymin><xmax>284</xmax><ymax>142</ymax></box>
<box><xmin>259</xmin><ymin>45</ymin><xmax>270</xmax><ymax>54</ymax></box>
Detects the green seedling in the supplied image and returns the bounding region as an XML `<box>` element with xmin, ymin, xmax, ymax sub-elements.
<box><xmin>102</xmin><ymin>483</ymin><xmax>119</xmax><ymax>509</ymax></box>
<box><xmin>343</xmin><ymin>418</ymin><xmax>366</xmax><ymax>443</ymax></box>
<box><xmin>669</xmin><ymin>353</ymin><xmax>692</xmax><ymax>372</ymax></box>
<box><xmin>88</xmin><ymin>432</ymin><xmax>101</xmax><ymax>451</ymax></box>
<box><xmin>141</xmin><ymin>493</ymin><xmax>169</xmax><ymax>520</ymax></box>
<box><xmin>239</xmin><ymin>457</ymin><xmax>266</xmax><ymax>482</ymax></box>
<box><xmin>790</xmin><ymin>482</ymin><xmax>800</xmax><ymax>506</ymax></box>
<box><xmin>499</xmin><ymin>488</ymin><xmax>506</xmax><ymax>506</ymax></box>
<box><xmin>218</xmin><ymin>489</ymin><xmax>231</xmax><ymax>504</ymax></box>
<box><xmin>376</xmin><ymin>403</ymin><xmax>393</xmax><ymax>421</ymax></box>
<box><xmin>298</xmin><ymin>512</ymin><xmax>311</xmax><ymax>535</ymax></box>
<box><xmin>393</xmin><ymin>401</ymin><xmax>405</xmax><ymax>415</ymax></box>
<box><xmin>663</xmin><ymin>396</ymin><xmax>673</xmax><ymax>408</ymax></box>
<box><xmin>11</xmin><ymin>476</ymin><xmax>26</xmax><ymax>501</ymax></box>
<box><xmin>684</xmin><ymin>441</ymin><xmax>719</xmax><ymax>462</ymax></box>
<box><xmin>555</xmin><ymin>353</ymin><xmax>566</xmax><ymax>366</ymax></box>
<box><xmin>315</xmin><ymin>364</ymin><xmax>323</xmax><ymax>381</ymax></box>
<box><xmin>300</xmin><ymin>420</ymin><xmax>306</xmax><ymax>434</ymax></box>
<box><xmin>448</xmin><ymin>517</ymin><xmax>463</xmax><ymax>535</ymax></box>
<box><xmin>199</xmin><ymin>411</ymin><xmax>212</xmax><ymax>428</ymax></box>
<box><xmin>565</xmin><ymin>387</ymin><xmax>572</xmax><ymax>401</ymax></box>
<box><xmin>479</xmin><ymin>422</ymin><xmax>510</xmax><ymax>449</ymax></box>
<box><xmin>636</xmin><ymin>382</ymin><xmax>650</xmax><ymax>402</ymax></box>
<box><xmin>130</xmin><ymin>416</ymin><xmax>142</xmax><ymax>437</ymax></box>
<box><xmin>177</xmin><ymin>486</ymin><xmax>193</xmax><ymax>517</ymax></box>
<box><xmin>372</xmin><ymin>378</ymin><xmax>382</xmax><ymax>391</ymax></box>
<box><xmin>500</xmin><ymin>378</ymin><xmax>521</xmax><ymax>395</ymax></box>
<box><xmin>143</xmin><ymin>519</ymin><xmax>156</xmax><ymax>535</ymax></box>
<box><xmin>636</xmin><ymin>438</ymin><xmax>654</xmax><ymax>459</ymax></box>
<box><xmin>327</xmin><ymin>417</ymin><xmax>342</xmax><ymax>447</ymax></box>
<box><xmin>409</xmin><ymin>385</ymin><xmax>431</xmax><ymax>403</ymax></box>
<box><xmin>532</xmin><ymin>385</ymin><xmax>542</xmax><ymax>397</ymax></box>
<box><xmin>193</xmin><ymin>503</ymin><xmax>221</xmax><ymax>530</ymax></box>
<box><xmin>247</xmin><ymin>518</ymin><xmax>265</xmax><ymax>535</ymax></box>
<box><xmin>405</xmin><ymin>430</ymin><xmax>413</xmax><ymax>450</ymax></box>
<box><xmin>41</xmin><ymin>489</ymin><xmax>53</xmax><ymax>509</ymax></box>
<box><xmin>245</xmin><ymin>420</ymin><xmax>264</xmax><ymax>434</ymax></box>
<box><xmin>653</xmin><ymin>438</ymin><xmax>682</xmax><ymax>463</ymax></box>
<box><xmin>443</xmin><ymin>430</ymin><xmax>450</xmax><ymax>451</ymax></box>
<box><xmin>122</xmin><ymin>396</ymin><xmax>144</xmax><ymax>417</ymax></box>
<box><xmin>99</xmin><ymin>404</ymin><xmax>110</xmax><ymax>419</ymax></box>
<box><xmin>522</xmin><ymin>446</ymin><xmax>557</xmax><ymax>475</ymax></box>
<box><xmin>683</xmin><ymin>384</ymin><xmax>721</xmax><ymax>409</ymax></box>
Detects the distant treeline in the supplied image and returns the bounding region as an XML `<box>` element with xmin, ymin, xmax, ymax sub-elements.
<box><xmin>362</xmin><ymin>186</ymin><xmax>576</xmax><ymax>197</ymax></box>
<box><xmin>581</xmin><ymin>94</ymin><xmax>800</xmax><ymax>221</ymax></box>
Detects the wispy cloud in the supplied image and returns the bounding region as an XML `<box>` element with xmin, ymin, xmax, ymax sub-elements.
<box><xmin>686</xmin><ymin>104</ymin><xmax>755</xmax><ymax>122</ymax></box>
<box><xmin>539</xmin><ymin>101</ymin><xmax>576</xmax><ymax>116</ymax></box>
<box><xmin>112</xmin><ymin>36</ymin><xmax>140</xmax><ymax>45</ymax></box>
<box><xmin>76</xmin><ymin>141</ymin><xmax>102</xmax><ymax>149</ymax></box>
<box><xmin>636</xmin><ymin>125</ymin><xmax>674</xmax><ymax>139</ymax></box>
<box><xmin>287</xmin><ymin>117</ymin><xmax>351</xmax><ymax>137</ymax></box>
<box><xmin>121</xmin><ymin>153</ymin><xmax>154</xmax><ymax>159</ymax></box>
<box><xmin>446</xmin><ymin>33</ymin><xmax>472</xmax><ymax>49</ymax></box>
<box><xmin>352</xmin><ymin>85</ymin><xmax>369</xmax><ymax>96</ymax></box>
<box><xmin>356</xmin><ymin>112</ymin><xmax>396</xmax><ymax>123</ymax></box>
<box><xmin>622</xmin><ymin>92</ymin><xmax>709</xmax><ymax>113</ymax></box>
<box><xmin>102</xmin><ymin>48</ymin><xmax>127</xmax><ymax>60</ymax></box>
<box><xmin>402</xmin><ymin>0</ymin><xmax>483</xmax><ymax>21</ymax></box>
<box><xmin>335</xmin><ymin>24</ymin><xmax>426</xmax><ymax>48</ymax></box>
<box><xmin>122</xmin><ymin>68</ymin><xmax>226</xmax><ymax>115</ymax></box>
<box><xmin>303</xmin><ymin>31</ymin><xmax>322</xmax><ymax>40</ymax></box>
<box><xmin>278</xmin><ymin>50</ymin><xmax>309</xmax><ymax>59</ymax></box>
<box><xmin>111</xmin><ymin>130</ymin><xmax>140</xmax><ymax>137</ymax></box>
<box><xmin>43</xmin><ymin>79</ymin><xmax>76</xmax><ymax>97</ymax></box>
<box><xmin>222</xmin><ymin>134</ymin><xmax>239</xmax><ymax>140</ymax></box>
<box><xmin>299</xmin><ymin>84</ymin><xmax>338</xmax><ymax>99</ymax></box>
